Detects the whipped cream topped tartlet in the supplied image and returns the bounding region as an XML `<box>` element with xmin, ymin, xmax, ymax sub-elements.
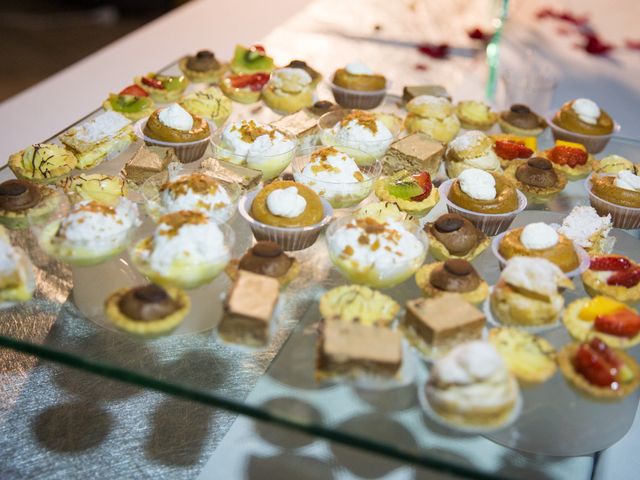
<box><xmin>38</xmin><ymin>198</ymin><xmax>139</xmax><ymax>266</ymax></box>
<box><xmin>262</xmin><ymin>67</ymin><xmax>315</xmax><ymax>114</ymax></box>
<box><xmin>327</xmin><ymin>216</ymin><xmax>426</xmax><ymax>288</ymax></box>
<box><xmin>155</xmin><ymin>171</ymin><xmax>237</xmax><ymax>223</ymax></box>
<box><xmin>445</xmin><ymin>130</ymin><xmax>501</xmax><ymax>178</ymax></box>
<box><xmin>293</xmin><ymin>146</ymin><xmax>379</xmax><ymax>208</ymax></box>
<box><xmin>424</xmin><ymin>341</ymin><xmax>520</xmax><ymax>430</ymax></box>
<box><xmin>214</xmin><ymin>120</ymin><xmax>296</xmax><ymax>180</ymax></box>
<box><xmin>320</xmin><ymin>110</ymin><xmax>395</xmax><ymax>159</ymax></box>
<box><xmin>131</xmin><ymin>210</ymin><xmax>231</xmax><ymax>289</ymax></box>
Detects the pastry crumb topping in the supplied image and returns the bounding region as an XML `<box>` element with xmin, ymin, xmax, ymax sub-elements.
<box><xmin>161</xmin><ymin>172</ymin><xmax>220</xmax><ymax>196</ymax></box>
<box><xmin>158</xmin><ymin>210</ymin><xmax>208</xmax><ymax>237</ymax></box>
<box><xmin>75</xmin><ymin>202</ymin><xmax>116</xmax><ymax>216</ymax></box>
<box><xmin>340</xmin><ymin>111</ymin><xmax>378</xmax><ymax>134</ymax></box>
<box><xmin>231</xmin><ymin>120</ymin><xmax>276</xmax><ymax>143</ymax></box>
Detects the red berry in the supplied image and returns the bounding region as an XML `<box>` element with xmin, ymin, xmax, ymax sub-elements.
<box><xmin>590</xmin><ymin>256</ymin><xmax>632</xmax><ymax>272</ymax></box>
<box><xmin>252</xmin><ymin>44</ymin><xmax>266</xmax><ymax>54</ymax></box>
<box><xmin>548</xmin><ymin>146</ymin><xmax>587</xmax><ymax>167</ymax></box>
<box><xmin>230</xmin><ymin>73</ymin><xmax>270</xmax><ymax>91</ymax></box>
<box><xmin>574</xmin><ymin>343</ymin><xmax>617</xmax><ymax>386</ymax></box>
<box><xmin>411</xmin><ymin>172</ymin><xmax>433</xmax><ymax>201</ymax></box>
<box><xmin>607</xmin><ymin>267</ymin><xmax>640</xmax><ymax>288</ymax></box>
<box><xmin>141</xmin><ymin>76</ymin><xmax>164</xmax><ymax>90</ymax></box>
<box><xmin>494</xmin><ymin>140</ymin><xmax>534</xmax><ymax>160</ymax></box>
<box><xmin>119</xmin><ymin>85</ymin><xmax>149</xmax><ymax>97</ymax></box>
<box><xmin>595</xmin><ymin>310</ymin><xmax>640</xmax><ymax>338</ymax></box>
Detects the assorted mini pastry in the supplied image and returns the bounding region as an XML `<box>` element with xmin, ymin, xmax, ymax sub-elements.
<box><xmin>498</xmin><ymin>104</ymin><xmax>546</xmax><ymax>136</ymax></box>
<box><xmin>179</xmin><ymin>50</ymin><xmax>228</xmax><ymax>83</ymax></box>
<box><xmin>404</xmin><ymin>293</ymin><xmax>485</xmax><ymax>358</ymax></box>
<box><xmin>326</xmin><ymin>216</ymin><xmax>426</xmax><ymax>288</ymax></box>
<box><xmin>59</xmin><ymin>111</ymin><xmax>135</xmax><ymax>170</ymax></box>
<box><xmin>490</xmin><ymin>256</ymin><xmax>573</xmax><ymax>327</ymax></box>
<box><xmin>551</xmin><ymin>99</ymin><xmax>616</xmax><ymax>153</ymax></box>
<box><xmin>425</xmin><ymin>213</ymin><xmax>489</xmax><ymax>261</ymax></box>
<box><xmin>455</xmin><ymin>100</ymin><xmax>498</xmax><ymax>131</ymax></box>
<box><xmin>444</xmin><ymin>168</ymin><xmax>520</xmax><ymax>215</ymax></box>
<box><xmin>229</xmin><ymin>44</ymin><xmax>275</xmax><ymax>74</ymax></box>
<box><xmin>540</xmin><ymin>140</ymin><xmax>593</xmax><ymax>180</ymax></box>
<box><xmin>503</xmin><ymin>157</ymin><xmax>567</xmax><ymax>204</ymax></box>
<box><xmin>121</xmin><ymin>145</ymin><xmax>177</xmax><ymax>185</ymax></box>
<box><xmin>148</xmin><ymin>171</ymin><xmax>237</xmax><ymax>223</ymax></box>
<box><xmin>425</xmin><ymin>341</ymin><xmax>520</xmax><ymax>429</ymax></box>
<box><xmin>320</xmin><ymin>110</ymin><xmax>396</xmax><ymax>159</ymax></box>
<box><xmin>179</xmin><ymin>86</ymin><xmax>232</xmax><ymax>127</ymax></box>
<box><xmin>105</xmin><ymin>283</ymin><xmax>190</xmax><ymax>336</ymax></box>
<box><xmin>262</xmin><ymin>67</ymin><xmax>315</xmax><ymax>114</ymax></box>
<box><xmin>491</xmin><ymin>135</ymin><xmax>535</xmax><ymax>169</ymax></box>
<box><xmin>557</xmin><ymin>206</ymin><xmax>614</xmax><ymax>255</ymax></box>
<box><xmin>103</xmin><ymin>84</ymin><xmax>155</xmax><ymax>121</ymax></box>
<box><xmin>319</xmin><ymin>284</ymin><xmax>399</xmax><ymax>327</ymax></box>
<box><xmin>402</xmin><ymin>84</ymin><xmax>451</xmax><ymax>104</ymax></box>
<box><xmin>0</xmin><ymin>226</ymin><xmax>35</xmax><ymax>304</ymax></box>
<box><xmin>225</xmin><ymin>241</ymin><xmax>301</xmax><ymax>288</ymax></box>
<box><xmin>131</xmin><ymin>210</ymin><xmax>230</xmax><ymax>289</ymax></box>
<box><xmin>558</xmin><ymin>337</ymin><xmax>639</xmax><ymax>400</ymax></box>
<box><xmin>488</xmin><ymin>327</ymin><xmax>557</xmax><ymax>384</ymax></box>
<box><xmin>285</xmin><ymin>60</ymin><xmax>322</xmax><ymax>87</ymax></box>
<box><xmin>594</xmin><ymin>154</ymin><xmax>635</xmax><ymax>174</ymax></box>
<box><xmin>331</xmin><ymin>62</ymin><xmax>387</xmax><ymax>109</ymax></box>
<box><xmin>374</xmin><ymin>170</ymin><xmax>439</xmax><ymax>217</ymax></box>
<box><xmin>0</xmin><ymin>179</ymin><xmax>61</xmax><ymax>230</ymax></box>
<box><xmin>200</xmin><ymin>156</ymin><xmax>262</xmax><ymax>192</ymax></box>
<box><xmin>38</xmin><ymin>198</ymin><xmax>140</xmax><ymax>266</ymax></box>
<box><xmin>9</xmin><ymin>143</ymin><xmax>78</xmax><ymax>184</ymax></box>
<box><xmin>404</xmin><ymin>95</ymin><xmax>460</xmax><ymax>143</ymax></box>
<box><xmin>587</xmin><ymin>170</ymin><xmax>640</xmax><ymax>229</ymax></box>
<box><xmin>382</xmin><ymin>133</ymin><xmax>444</xmax><ymax>177</ymax></box>
<box><xmin>293</xmin><ymin>146</ymin><xmax>376</xmax><ymax>208</ymax></box>
<box><xmin>496</xmin><ymin>222</ymin><xmax>583</xmax><ymax>274</ymax></box>
<box><xmin>415</xmin><ymin>259</ymin><xmax>489</xmax><ymax>305</ymax></box>
<box><xmin>445</xmin><ymin>131</ymin><xmax>501</xmax><ymax>178</ymax></box>
<box><xmin>214</xmin><ymin>120</ymin><xmax>296</xmax><ymax>180</ymax></box>
<box><xmin>220</xmin><ymin>72</ymin><xmax>270</xmax><ymax>104</ymax></box>
<box><xmin>59</xmin><ymin>174</ymin><xmax>127</xmax><ymax>206</ymax></box>
<box><xmin>581</xmin><ymin>255</ymin><xmax>640</xmax><ymax>304</ymax></box>
<box><xmin>134</xmin><ymin>73</ymin><xmax>189</xmax><ymax>103</ymax></box>
<box><xmin>563</xmin><ymin>296</ymin><xmax>640</xmax><ymax>349</ymax></box>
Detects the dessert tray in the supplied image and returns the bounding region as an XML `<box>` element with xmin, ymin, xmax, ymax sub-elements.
<box><xmin>2</xmin><ymin>55</ymin><xmax>640</xmax><ymax>479</ymax></box>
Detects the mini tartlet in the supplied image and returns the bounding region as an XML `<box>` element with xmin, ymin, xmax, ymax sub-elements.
<box><xmin>293</xmin><ymin>146</ymin><xmax>381</xmax><ymax>209</ymax></box>
<box><xmin>225</xmin><ymin>241</ymin><xmax>300</xmax><ymax>288</ymax></box>
<box><xmin>415</xmin><ymin>259</ymin><xmax>489</xmax><ymax>305</ymax></box>
<box><xmin>134</xmin><ymin>73</ymin><xmax>189</xmax><ymax>103</ymax></box>
<box><xmin>587</xmin><ymin>171</ymin><xmax>640</xmax><ymax>229</ymax></box>
<box><xmin>491</xmin><ymin>135</ymin><xmax>535</xmax><ymax>169</ymax></box>
<box><xmin>374</xmin><ymin>170</ymin><xmax>439</xmax><ymax>217</ymax></box>
<box><xmin>230</xmin><ymin>44</ymin><xmax>275</xmax><ymax>74</ymax></box>
<box><xmin>424</xmin><ymin>341</ymin><xmax>520</xmax><ymax>430</ymax></box>
<box><xmin>488</xmin><ymin>327</ymin><xmax>557</xmax><ymax>384</ymax></box>
<box><xmin>326</xmin><ymin>216</ymin><xmax>427</xmax><ymax>288</ymax></box>
<box><xmin>319</xmin><ymin>285</ymin><xmax>400</xmax><ymax>327</ymax></box>
<box><xmin>490</xmin><ymin>256</ymin><xmax>573</xmax><ymax>328</ymax></box>
<box><xmin>0</xmin><ymin>226</ymin><xmax>35</xmax><ymax>304</ymax></box>
<box><xmin>103</xmin><ymin>84</ymin><xmax>155</xmax><ymax>121</ymax></box>
<box><xmin>131</xmin><ymin>210</ymin><xmax>231</xmax><ymax>289</ymax></box>
<box><xmin>9</xmin><ymin>144</ymin><xmax>78</xmax><ymax>184</ymax></box>
<box><xmin>331</xmin><ymin>62</ymin><xmax>387</xmax><ymax>109</ymax></box>
<box><xmin>38</xmin><ymin>198</ymin><xmax>140</xmax><ymax>267</ymax></box>
<box><xmin>138</xmin><ymin>103</ymin><xmax>211</xmax><ymax>163</ymax></box>
<box><xmin>581</xmin><ymin>255</ymin><xmax>640</xmax><ymax>304</ymax></box>
<box><xmin>239</xmin><ymin>180</ymin><xmax>332</xmax><ymax>251</ymax></box>
<box><xmin>445</xmin><ymin>130</ymin><xmax>501</xmax><ymax>178</ymax></box>
<box><xmin>440</xmin><ymin>169</ymin><xmax>525</xmax><ymax>236</ymax></box>
<box><xmin>558</xmin><ymin>338</ymin><xmax>639</xmax><ymax>400</ymax></box>
<box><xmin>105</xmin><ymin>284</ymin><xmax>190</xmax><ymax>336</ymax></box>
<box><xmin>540</xmin><ymin>141</ymin><xmax>593</xmax><ymax>180</ymax></box>
<box><xmin>212</xmin><ymin>120</ymin><xmax>296</xmax><ymax>180</ymax></box>
<box><xmin>220</xmin><ymin>72</ymin><xmax>270</xmax><ymax>104</ymax></box>
<box><xmin>318</xmin><ymin>109</ymin><xmax>399</xmax><ymax>159</ymax></box>
<box><xmin>557</xmin><ymin>206</ymin><xmax>614</xmax><ymax>255</ymax></box>
<box><xmin>498</xmin><ymin>104</ymin><xmax>546</xmax><ymax>136</ymax></box>
<box><xmin>563</xmin><ymin>296</ymin><xmax>640</xmax><ymax>348</ymax></box>
<box><xmin>550</xmin><ymin>98</ymin><xmax>616</xmax><ymax>153</ymax></box>
<box><xmin>59</xmin><ymin>173</ymin><xmax>127</xmax><ymax>206</ymax></box>
<box><xmin>455</xmin><ymin>100</ymin><xmax>498</xmax><ymax>131</ymax></box>
<box><xmin>495</xmin><ymin>222</ymin><xmax>585</xmax><ymax>275</ymax></box>
<box><xmin>179</xmin><ymin>86</ymin><xmax>232</xmax><ymax>127</ymax></box>
<box><xmin>594</xmin><ymin>155</ymin><xmax>634</xmax><ymax>174</ymax></box>
<box><xmin>425</xmin><ymin>213</ymin><xmax>489</xmax><ymax>261</ymax></box>
<box><xmin>286</xmin><ymin>60</ymin><xmax>322</xmax><ymax>87</ymax></box>
<box><xmin>179</xmin><ymin>50</ymin><xmax>228</xmax><ymax>83</ymax></box>
<box><xmin>262</xmin><ymin>67</ymin><xmax>315</xmax><ymax>114</ymax></box>
<box><xmin>0</xmin><ymin>179</ymin><xmax>61</xmax><ymax>230</ymax></box>
<box><xmin>404</xmin><ymin>95</ymin><xmax>460</xmax><ymax>143</ymax></box>
<box><xmin>504</xmin><ymin>157</ymin><xmax>567</xmax><ymax>204</ymax></box>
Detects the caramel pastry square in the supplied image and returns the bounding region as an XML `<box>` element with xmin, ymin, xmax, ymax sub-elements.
<box><xmin>402</xmin><ymin>85</ymin><xmax>451</xmax><ymax>104</ymax></box>
<box><xmin>382</xmin><ymin>133</ymin><xmax>444</xmax><ymax>176</ymax></box>
<box><xmin>122</xmin><ymin>145</ymin><xmax>176</xmax><ymax>184</ymax></box>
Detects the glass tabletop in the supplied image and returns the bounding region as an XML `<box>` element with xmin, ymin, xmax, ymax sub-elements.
<box><xmin>1</xmin><ymin>58</ymin><xmax>638</xmax><ymax>479</ymax></box>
